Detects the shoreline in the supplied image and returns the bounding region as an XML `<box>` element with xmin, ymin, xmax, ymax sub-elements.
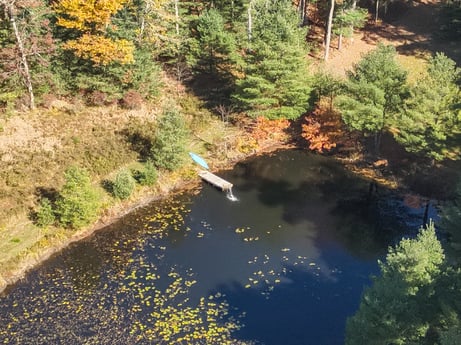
<box><xmin>0</xmin><ymin>141</ymin><xmax>292</xmax><ymax>295</ymax></box>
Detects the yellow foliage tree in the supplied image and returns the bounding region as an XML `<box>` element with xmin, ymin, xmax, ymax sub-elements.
<box><xmin>55</xmin><ymin>0</ymin><xmax>134</xmax><ymax>65</ymax></box>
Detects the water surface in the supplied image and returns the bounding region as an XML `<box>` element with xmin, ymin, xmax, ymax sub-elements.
<box><xmin>0</xmin><ymin>150</ymin><xmax>431</xmax><ymax>344</ymax></box>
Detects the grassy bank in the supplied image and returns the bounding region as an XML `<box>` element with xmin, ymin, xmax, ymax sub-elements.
<box><xmin>0</xmin><ymin>78</ymin><xmax>256</xmax><ymax>293</ymax></box>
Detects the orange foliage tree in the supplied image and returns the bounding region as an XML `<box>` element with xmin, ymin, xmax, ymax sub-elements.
<box><xmin>55</xmin><ymin>0</ymin><xmax>134</xmax><ymax>65</ymax></box>
<box><xmin>251</xmin><ymin>116</ymin><xmax>290</xmax><ymax>143</ymax></box>
<box><xmin>301</xmin><ymin>99</ymin><xmax>344</xmax><ymax>153</ymax></box>
<box><xmin>302</xmin><ymin>118</ymin><xmax>336</xmax><ymax>153</ymax></box>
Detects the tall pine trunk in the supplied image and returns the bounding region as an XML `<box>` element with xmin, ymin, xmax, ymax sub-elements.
<box><xmin>298</xmin><ymin>0</ymin><xmax>307</xmax><ymax>26</ymax></box>
<box><xmin>375</xmin><ymin>0</ymin><xmax>380</xmax><ymax>23</ymax></box>
<box><xmin>324</xmin><ymin>0</ymin><xmax>335</xmax><ymax>60</ymax></box>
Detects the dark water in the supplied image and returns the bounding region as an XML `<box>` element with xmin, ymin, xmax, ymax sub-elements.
<box><xmin>0</xmin><ymin>150</ymin><xmax>434</xmax><ymax>345</ymax></box>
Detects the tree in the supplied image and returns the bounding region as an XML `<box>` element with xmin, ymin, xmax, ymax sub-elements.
<box><xmin>440</xmin><ymin>181</ymin><xmax>461</xmax><ymax>260</ymax></box>
<box><xmin>112</xmin><ymin>168</ymin><xmax>136</xmax><ymax>200</ymax></box>
<box><xmin>189</xmin><ymin>8</ymin><xmax>237</xmax><ymax>75</ymax></box>
<box><xmin>333</xmin><ymin>6</ymin><xmax>367</xmax><ymax>50</ymax></box>
<box><xmin>346</xmin><ymin>223</ymin><xmax>445</xmax><ymax>345</ymax></box>
<box><xmin>335</xmin><ymin>44</ymin><xmax>409</xmax><ymax>153</ymax></box>
<box><xmin>394</xmin><ymin>53</ymin><xmax>461</xmax><ymax>162</ymax></box>
<box><xmin>324</xmin><ymin>0</ymin><xmax>335</xmax><ymax>60</ymax></box>
<box><xmin>233</xmin><ymin>0</ymin><xmax>311</xmax><ymax>119</ymax></box>
<box><xmin>55</xmin><ymin>166</ymin><xmax>101</xmax><ymax>229</ymax></box>
<box><xmin>150</xmin><ymin>108</ymin><xmax>188</xmax><ymax>171</ymax></box>
<box><xmin>54</xmin><ymin>0</ymin><xmax>134</xmax><ymax>66</ymax></box>
<box><xmin>0</xmin><ymin>0</ymin><xmax>54</xmax><ymax>109</ymax></box>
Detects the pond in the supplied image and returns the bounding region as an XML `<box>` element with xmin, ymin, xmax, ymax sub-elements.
<box><xmin>0</xmin><ymin>150</ymin><xmax>434</xmax><ymax>345</ymax></box>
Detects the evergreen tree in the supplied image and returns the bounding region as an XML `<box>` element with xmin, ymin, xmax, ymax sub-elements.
<box><xmin>150</xmin><ymin>108</ymin><xmax>188</xmax><ymax>171</ymax></box>
<box><xmin>188</xmin><ymin>8</ymin><xmax>237</xmax><ymax>75</ymax></box>
<box><xmin>233</xmin><ymin>0</ymin><xmax>311</xmax><ymax>120</ymax></box>
<box><xmin>440</xmin><ymin>181</ymin><xmax>461</xmax><ymax>260</ymax></box>
<box><xmin>336</xmin><ymin>44</ymin><xmax>409</xmax><ymax>153</ymax></box>
<box><xmin>112</xmin><ymin>168</ymin><xmax>136</xmax><ymax>200</ymax></box>
<box><xmin>346</xmin><ymin>223</ymin><xmax>445</xmax><ymax>345</ymax></box>
<box><xmin>394</xmin><ymin>53</ymin><xmax>461</xmax><ymax>162</ymax></box>
<box><xmin>333</xmin><ymin>6</ymin><xmax>367</xmax><ymax>50</ymax></box>
<box><xmin>55</xmin><ymin>166</ymin><xmax>101</xmax><ymax>229</ymax></box>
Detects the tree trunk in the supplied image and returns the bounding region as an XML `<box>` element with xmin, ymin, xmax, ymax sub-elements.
<box><xmin>299</xmin><ymin>0</ymin><xmax>307</xmax><ymax>26</ymax></box>
<box><xmin>324</xmin><ymin>0</ymin><xmax>335</xmax><ymax>61</ymax></box>
<box><xmin>247</xmin><ymin>1</ymin><xmax>252</xmax><ymax>43</ymax></box>
<box><xmin>6</xmin><ymin>3</ymin><xmax>35</xmax><ymax>109</ymax></box>
<box><xmin>423</xmin><ymin>201</ymin><xmax>430</xmax><ymax>227</ymax></box>
<box><xmin>174</xmin><ymin>0</ymin><xmax>179</xmax><ymax>36</ymax></box>
<box><xmin>350</xmin><ymin>0</ymin><xmax>357</xmax><ymax>43</ymax></box>
<box><xmin>374</xmin><ymin>131</ymin><xmax>382</xmax><ymax>156</ymax></box>
<box><xmin>375</xmin><ymin>0</ymin><xmax>379</xmax><ymax>24</ymax></box>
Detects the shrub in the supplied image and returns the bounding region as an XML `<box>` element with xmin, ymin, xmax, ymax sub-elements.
<box><xmin>112</xmin><ymin>168</ymin><xmax>136</xmax><ymax>199</ymax></box>
<box><xmin>86</xmin><ymin>90</ymin><xmax>108</xmax><ymax>106</ymax></box>
<box><xmin>150</xmin><ymin>108</ymin><xmax>188</xmax><ymax>171</ymax></box>
<box><xmin>136</xmin><ymin>160</ymin><xmax>158</xmax><ymax>186</ymax></box>
<box><xmin>35</xmin><ymin>198</ymin><xmax>56</xmax><ymax>228</ymax></box>
<box><xmin>55</xmin><ymin>166</ymin><xmax>101</xmax><ymax>229</ymax></box>
<box><xmin>120</xmin><ymin>90</ymin><xmax>143</xmax><ymax>109</ymax></box>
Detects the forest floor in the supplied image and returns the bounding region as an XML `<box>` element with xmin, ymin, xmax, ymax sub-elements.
<box><xmin>312</xmin><ymin>0</ymin><xmax>460</xmax><ymax>76</ymax></box>
<box><xmin>306</xmin><ymin>0</ymin><xmax>461</xmax><ymax>200</ymax></box>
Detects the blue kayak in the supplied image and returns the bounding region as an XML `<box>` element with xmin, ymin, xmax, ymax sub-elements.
<box><xmin>189</xmin><ymin>152</ymin><xmax>209</xmax><ymax>170</ymax></box>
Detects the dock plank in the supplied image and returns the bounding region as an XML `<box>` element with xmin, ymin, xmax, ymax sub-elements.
<box><xmin>198</xmin><ymin>171</ymin><xmax>233</xmax><ymax>191</ymax></box>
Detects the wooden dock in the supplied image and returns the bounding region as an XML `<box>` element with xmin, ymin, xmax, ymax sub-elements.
<box><xmin>198</xmin><ymin>170</ymin><xmax>233</xmax><ymax>191</ymax></box>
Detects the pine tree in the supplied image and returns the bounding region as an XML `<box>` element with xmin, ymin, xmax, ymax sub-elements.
<box><xmin>440</xmin><ymin>181</ymin><xmax>461</xmax><ymax>260</ymax></box>
<box><xmin>336</xmin><ymin>44</ymin><xmax>409</xmax><ymax>154</ymax></box>
<box><xmin>233</xmin><ymin>0</ymin><xmax>311</xmax><ymax>120</ymax></box>
<box><xmin>150</xmin><ymin>108</ymin><xmax>188</xmax><ymax>171</ymax></box>
<box><xmin>189</xmin><ymin>8</ymin><xmax>237</xmax><ymax>75</ymax></box>
<box><xmin>394</xmin><ymin>53</ymin><xmax>461</xmax><ymax>162</ymax></box>
<box><xmin>55</xmin><ymin>166</ymin><xmax>101</xmax><ymax>229</ymax></box>
<box><xmin>346</xmin><ymin>223</ymin><xmax>445</xmax><ymax>345</ymax></box>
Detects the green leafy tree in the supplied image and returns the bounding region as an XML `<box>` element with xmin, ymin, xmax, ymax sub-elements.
<box><xmin>55</xmin><ymin>166</ymin><xmax>101</xmax><ymax>229</ymax></box>
<box><xmin>394</xmin><ymin>53</ymin><xmax>461</xmax><ymax>162</ymax></box>
<box><xmin>233</xmin><ymin>0</ymin><xmax>311</xmax><ymax>119</ymax></box>
<box><xmin>346</xmin><ymin>223</ymin><xmax>445</xmax><ymax>345</ymax></box>
<box><xmin>112</xmin><ymin>168</ymin><xmax>136</xmax><ymax>200</ymax></box>
<box><xmin>336</xmin><ymin>44</ymin><xmax>409</xmax><ymax>153</ymax></box>
<box><xmin>150</xmin><ymin>108</ymin><xmax>188</xmax><ymax>171</ymax></box>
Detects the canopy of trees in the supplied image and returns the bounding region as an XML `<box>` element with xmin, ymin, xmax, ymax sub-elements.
<box><xmin>346</xmin><ymin>223</ymin><xmax>461</xmax><ymax>345</ymax></box>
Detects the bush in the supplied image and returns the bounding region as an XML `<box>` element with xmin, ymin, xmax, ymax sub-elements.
<box><xmin>86</xmin><ymin>90</ymin><xmax>108</xmax><ymax>106</ymax></box>
<box><xmin>136</xmin><ymin>160</ymin><xmax>158</xmax><ymax>186</ymax></box>
<box><xmin>35</xmin><ymin>198</ymin><xmax>56</xmax><ymax>228</ymax></box>
<box><xmin>112</xmin><ymin>168</ymin><xmax>136</xmax><ymax>199</ymax></box>
<box><xmin>120</xmin><ymin>90</ymin><xmax>143</xmax><ymax>109</ymax></box>
<box><xmin>55</xmin><ymin>166</ymin><xmax>101</xmax><ymax>229</ymax></box>
<box><xmin>150</xmin><ymin>108</ymin><xmax>188</xmax><ymax>171</ymax></box>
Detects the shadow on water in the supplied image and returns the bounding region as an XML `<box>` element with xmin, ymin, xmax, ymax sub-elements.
<box><xmin>224</xmin><ymin>149</ymin><xmax>429</xmax><ymax>259</ymax></box>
